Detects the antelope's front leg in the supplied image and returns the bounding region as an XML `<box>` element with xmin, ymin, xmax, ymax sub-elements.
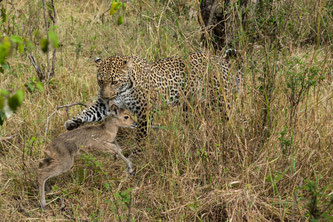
<box><xmin>105</xmin><ymin>141</ymin><xmax>134</xmax><ymax>175</ymax></box>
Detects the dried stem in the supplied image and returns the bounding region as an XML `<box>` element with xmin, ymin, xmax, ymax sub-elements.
<box><xmin>41</xmin><ymin>0</ymin><xmax>50</xmax><ymax>77</ymax></box>
<box><xmin>0</xmin><ymin>135</ymin><xmax>14</xmax><ymax>142</ymax></box>
<box><xmin>28</xmin><ymin>54</ymin><xmax>44</xmax><ymax>81</ymax></box>
<box><xmin>126</xmin><ymin>192</ymin><xmax>133</xmax><ymax>222</ymax></box>
<box><xmin>49</xmin><ymin>0</ymin><xmax>57</xmax><ymax>80</ymax></box>
<box><xmin>28</xmin><ymin>0</ymin><xmax>57</xmax><ymax>81</ymax></box>
<box><xmin>100</xmin><ymin>1</ymin><xmax>112</xmax><ymax>24</ymax></box>
<box><xmin>45</xmin><ymin>102</ymin><xmax>88</xmax><ymax>138</ymax></box>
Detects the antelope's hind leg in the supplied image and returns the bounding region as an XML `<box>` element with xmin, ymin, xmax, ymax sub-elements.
<box><xmin>38</xmin><ymin>156</ymin><xmax>74</xmax><ymax>209</ymax></box>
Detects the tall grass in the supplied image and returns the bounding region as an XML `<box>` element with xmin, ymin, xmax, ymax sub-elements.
<box><xmin>0</xmin><ymin>0</ymin><xmax>332</xmax><ymax>221</ymax></box>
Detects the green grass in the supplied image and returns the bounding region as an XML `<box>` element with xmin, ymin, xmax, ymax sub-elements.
<box><xmin>0</xmin><ymin>0</ymin><xmax>332</xmax><ymax>221</ymax></box>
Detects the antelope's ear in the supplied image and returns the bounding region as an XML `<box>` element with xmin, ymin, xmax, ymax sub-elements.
<box><xmin>94</xmin><ymin>57</ymin><xmax>102</xmax><ymax>65</ymax></box>
<box><xmin>110</xmin><ymin>104</ymin><xmax>119</xmax><ymax>116</ymax></box>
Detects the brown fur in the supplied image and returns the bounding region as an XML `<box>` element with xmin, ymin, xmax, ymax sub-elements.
<box><xmin>38</xmin><ymin>103</ymin><xmax>136</xmax><ymax>209</ymax></box>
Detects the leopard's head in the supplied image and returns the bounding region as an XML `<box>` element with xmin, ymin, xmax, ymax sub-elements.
<box><xmin>95</xmin><ymin>56</ymin><xmax>134</xmax><ymax>100</ymax></box>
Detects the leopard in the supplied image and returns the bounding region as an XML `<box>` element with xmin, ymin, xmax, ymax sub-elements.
<box><xmin>65</xmin><ymin>50</ymin><xmax>242</xmax><ymax>142</ymax></box>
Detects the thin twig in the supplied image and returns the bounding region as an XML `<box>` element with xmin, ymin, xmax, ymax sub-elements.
<box><xmin>44</xmin><ymin>102</ymin><xmax>88</xmax><ymax>138</ymax></box>
<box><xmin>50</xmin><ymin>0</ymin><xmax>57</xmax><ymax>25</ymax></box>
<box><xmin>0</xmin><ymin>135</ymin><xmax>14</xmax><ymax>142</ymax></box>
<box><xmin>28</xmin><ymin>54</ymin><xmax>45</xmax><ymax>81</ymax></box>
<box><xmin>126</xmin><ymin>192</ymin><xmax>132</xmax><ymax>222</ymax></box>
<box><xmin>41</xmin><ymin>0</ymin><xmax>50</xmax><ymax>77</ymax></box>
<box><xmin>100</xmin><ymin>0</ymin><xmax>112</xmax><ymax>24</ymax></box>
<box><xmin>49</xmin><ymin>48</ymin><xmax>56</xmax><ymax>79</ymax></box>
<box><xmin>29</xmin><ymin>0</ymin><xmax>57</xmax><ymax>81</ymax></box>
<box><xmin>49</xmin><ymin>0</ymin><xmax>57</xmax><ymax>80</ymax></box>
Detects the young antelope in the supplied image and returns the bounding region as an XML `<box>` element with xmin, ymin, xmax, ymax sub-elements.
<box><xmin>38</xmin><ymin>102</ymin><xmax>136</xmax><ymax>209</ymax></box>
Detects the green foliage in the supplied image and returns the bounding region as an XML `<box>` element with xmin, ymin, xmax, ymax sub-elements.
<box><xmin>48</xmin><ymin>27</ymin><xmax>59</xmax><ymax>49</ymax></box>
<box><xmin>109</xmin><ymin>0</ymin><xmax>126</xmax><ymax>26</ymax></box>
<box><xmin>284</xmin><ymin>56</ymin><xmax>324</xmax><ymax>126</ymax></box>
<box><xmin>25</xmin><ymin>77</ymin><xmax>44</xmax><ymax>93</ymax></box>
<box><xmin>197</xmin><ymin>147</ymin><xmax>209</xmax><ymax>162</ymax></box>
<box><xmin>117</xmin><ymin>15</ymin><xmax>123</xmax><ymax>25</ymax></box>
<box><xmin>278</xmin><ymin>125</ymin><xmax>293</xmax><ymax>155</ymax></box>
<box><xmin>40</xmin><ymin>26</ymin><xmax>59</xmax><ymax>53</ymax></box>
<box><xmin>40</xmin><ymin>38</ymin><xmax>49</xmax><ymax>53</ymax></box>
<box><xmin>10</xmin><ymin>35</ymin><xmax>24</xmax><ymax>53</ymax></box>
<box><xmin>0</xmin><ymin>111</ymin><xmax>5</xmax><ymax>126</ymax></box>
<box><xmin>105</xmin><ymin>184</ymin><xmax>134</xmax><ymax>222</ymax></box>
<box><xmin>266</xmin><ymin>165</ymin><xmax>290</xmax><ymax>196</ymax></box>
<box><xmin>110</xmin><ymin>1</ymin><xmax>122</xmax><ymax>15</ymax></box>
<box><xmin>0</xmin><ymin>36</ymin><xmax>11</xmax><ymax>65</ymax></box>
<box><xmin>298</xmin><ymin>177</ymin><xmax>333</xmax><ymax>221</ymax></box>
<box><xmin>1</xmin><ymin>7</ymin><xmax>7</xmax><ymax>23</ymax></box>
<box><xmin>89</xmin><ymin>209</ymin><xmax>103</xmax><ymax>222</ymax></box>
<box><xmin>0</xmin><ymin>34</ymin><xmax>26</xmax><ymax>125</ymax></box>
<box><xmin>285</xmin><ymin>57</ymin><xmax>322</xmax><ymax>98</ymax></box>
<box><xmin>8</xmin><ymin>89</ymin><xmax>24</xmax><ymax>112</ymax></box>
<box><xmin>81</xmin><ymin>153</ymin><xmax>106</xmax><ymax>175</ymax></box>
<box><xmin>0</xmin><ymin>89</ymin><xmax>25</xmax><ymax>125</ymax></box>
<box><xmin>0</xmin><ymin>94</ymin><xmax>4</xmax><ymax>110</ymax></box>
<box><xmin>24</xmin><ymin>136</ymin><xmax>37</xmax><ymax>156</ymax></box>
<box><xmin>0</xmin><ymin>34</ymin><xmax>29</xmax><ymax>69</ymax></box>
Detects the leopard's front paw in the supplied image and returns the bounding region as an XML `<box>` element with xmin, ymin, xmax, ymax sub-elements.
<box><xmin>65</xmin><ymin>119</ymin><xmax>83</xmax><ymax>131</ymax></box>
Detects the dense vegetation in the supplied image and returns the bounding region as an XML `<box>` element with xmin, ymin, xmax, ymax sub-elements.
<box><xmin>0</xmin><ymin>0</ymin><xmax>332</xmax><ymax>221</ymax></box>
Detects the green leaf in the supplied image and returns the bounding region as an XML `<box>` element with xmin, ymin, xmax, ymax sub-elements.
<box><xmin>110</xmin><ymin>2</ymin><xmax>122</xmax><ymax>15</ymax></box>
<box><xmin>1</xmin><ymin>63</ymin><xmax>9</xmax><ymax>70</ymax></box>
<box><xmin>36</xmin><ymin>81</ymin><xmax>44</xmax><ymax>91</ymax></box>
<box><xmin>0</xmin><ymin>36</ymin><xmax>11</xmax><ymax>64</ymax></box>
<box><xmin>40</xmin><ymin>38</ymin><xmax>49</xmax><ymax>53</ymax></box>
<box><xmin>10</xmin><ymin>35</ymin><xmax>24</xmax><ymax>53</ymax></box>
<box><xmin>0</xmin><ymin>111</ymin><xmax>5</xmax><ymax>126</ymax></box>
<box><xmin>114</xmin><ymin>2</ymin><xmax>122</xmax><ymax>10</ymax></box>
<box><xmin>0</xmin><ymin>89</ymin><xmax>9</xmax><ymax>96</ymax></box>
<box><xmin>117</xmin><ymin>15</ymin><xmax>123</xmax><ymax>25</ymax></box>
<box><xmin>103</xmin><ymin>182</ymin><xmax>111</xmax><ymax>190</ymax></box>
<box><xmin>1</xmin><ymin>7</ymin><xmax>7</xmax><ymax>23</ymax></box>
<box><xmin>0</xmin><ymin>94</ymin><xmax>4</xmax><ymax>110</ymax></box>
<box><xmin>25</xmin><ymin>82</ymin><xmax>35</xmax><ymax>93</ymax></box>
<box><xmin>48</xmin><ymin>30</ymin><xmax>58</xmax><ymax>49</ymax></box>
<box><xmin>8</xmin><ymin>89</ymin><xmax>24</xmax><ymax>112</ymax></box>
<box><xmin>25</xmin><ymin>40</ymin><xmax>34</xmax><ymax>51</ymax></box>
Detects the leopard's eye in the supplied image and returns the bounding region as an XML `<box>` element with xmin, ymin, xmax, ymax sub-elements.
<box><xmin>124</xmin><ymin>116</ymin><xmax>129</xmax><ymax>120</ymax></box>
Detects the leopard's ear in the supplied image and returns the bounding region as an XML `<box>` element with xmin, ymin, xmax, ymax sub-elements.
<box><xmin>123</xmin><ymin>58</ymin><xmax>133</xmax><ymax>71</ymax></box>
<box><xmin>94</xmin><ymin>57</ymin><xmax>102</xmax><ymax>65</ymax></box>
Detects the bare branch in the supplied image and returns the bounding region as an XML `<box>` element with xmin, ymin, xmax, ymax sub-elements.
<box><xmin>50</xmin><ymin>0</ymin><xmax>56</xmax><ymax>25</ymax></box>
<box><xmin>28</xmin><ymin>54</ymin><xmax>45</xmax><ymax>81</ymax></box>
<box><xmin>29</xmin><ymin>0</ymin><xmax>57</xmax><ymax>81</ymax></box>
<box><xmin>49</xmin><ymin>48</ymin><xmax>56</xmax><ymax>79</ymax></box>
<box><xmin>100</xmin><ymin>1</ymin><xmax>112</xmax><ymax>24</ymax></box>
<box><xmin>48</xmin><ymin>0</ymin><xmax>57</xmax><ymax>80</ymax></box>
<box><xmin>41</xmin><ymin>0</ymin><xmax>50</xmax><ymax>76</ymax></box>
<box><xmin>45</xmin><ymin>102</ymin><xmax>88</xmax><ymax>138</ymax></box>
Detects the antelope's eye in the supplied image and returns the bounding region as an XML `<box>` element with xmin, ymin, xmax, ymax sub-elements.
<box><xmin>124</xmin><ymin>116</ymin><xmax>129</xmax><ymax>120</ymax></box>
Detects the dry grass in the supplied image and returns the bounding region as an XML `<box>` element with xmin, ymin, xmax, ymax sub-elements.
<box><xmin>0</xmin><ymin>0</ymin><xmax>332</xmax><ymax>221</ymax></box>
